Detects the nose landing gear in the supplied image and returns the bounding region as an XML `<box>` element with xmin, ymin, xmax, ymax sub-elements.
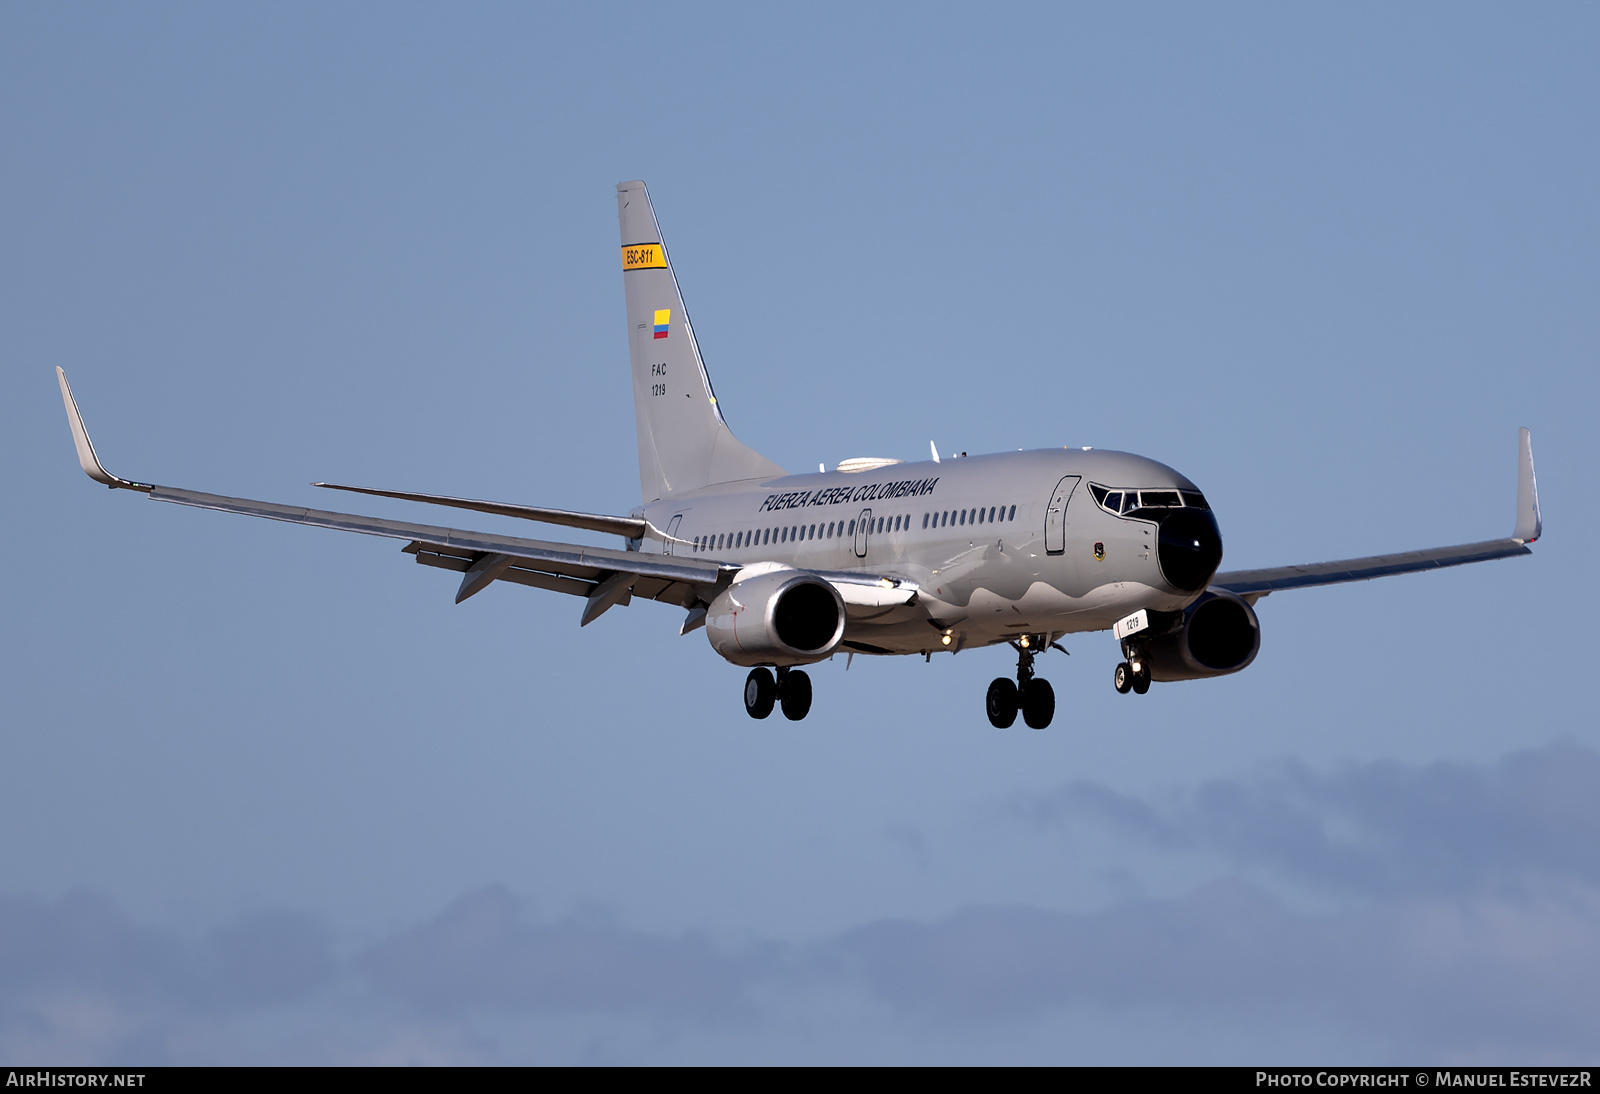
<box><xmin>987</xmin><ymin>636</ymin><xmax>1058</xmax><ymax>729</ymax></box>
<box><xmin>1113</xmin><ymin>643</ymin><xmax>1151</xmax><ymax>695</ymax></box>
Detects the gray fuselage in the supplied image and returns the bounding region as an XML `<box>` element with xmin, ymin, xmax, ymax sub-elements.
<box><xmin>637</xmin><ymin>447</ymin><xmax>1222</xmax><ymax>656</ymax></box>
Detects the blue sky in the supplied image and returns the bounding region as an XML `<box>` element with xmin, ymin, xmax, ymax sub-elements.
<box><xmin>2</xmin><ymin>2</ymin><xmax>1597</xmax><ymax>1064</ymax></box>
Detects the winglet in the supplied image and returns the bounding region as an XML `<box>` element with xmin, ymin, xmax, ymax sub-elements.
<box><xmin>1514</xmin><ymin>426</ymin><xmax>1541</xmax><ymax>544</ymax></box>
<box><xmin>56</xmin><ymin>368</ymin><xmax>152</xmax><ymax>491</ymax></box>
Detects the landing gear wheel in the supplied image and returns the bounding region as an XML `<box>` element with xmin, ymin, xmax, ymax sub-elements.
<box><xmin>744</xmin><ymin>668</ymin><xmax>776</xmax><ymax>719</ymax></box>
<box><xmin>1020</xmin><ymin>678</ymin><xmax>1055</xmax><ymax>730</ymax></box>
<box><xmin>986</xmin><ymin>678</ymin><xmax>1019</xmax><ymax>728</ymax></box>
<box><xmin>1114</xmin><ymin>662</ymin><xmax>1134</xmax><ymax>694</ymax></box>
<box><xmin>778</xmin><ymin>669</ymin><xmax>812</xmax><ymax>721</ymax></box>
<box><xmin>1131</xmin><ymin>667</ymin><xmax>1151</xmax><ymax>695</ymax></box>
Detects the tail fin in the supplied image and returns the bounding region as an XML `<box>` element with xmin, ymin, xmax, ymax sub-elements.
<box><xmin>617</xmin><ymin>180</ymin><xmax>785</xmax><ymax>502</ymax></box>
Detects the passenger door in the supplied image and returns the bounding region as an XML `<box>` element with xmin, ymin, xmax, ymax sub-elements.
<box><xmin>664</xmin><ymin>514</ymin><xmax>683</xmax><ymax>555</ymax></box>
<box><xmin>1043</xmin><ymin>476</ymin><xmax>1080</xmax><ymax>555</ymax></box>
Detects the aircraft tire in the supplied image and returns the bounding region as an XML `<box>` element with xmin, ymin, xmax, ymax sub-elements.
<box><xmin>1131</xmin><ymin>667</ymin><xmax>1151</xmax><ymax>695</ymax></box>
<box><xmin>745</xmin><ymin>668</ymin><xmax>777</xmax><ymax>719</ymax></box>
<box><xmin>779</xmin><ymin>669</ymin><xmax>812</xmax><ymax>721</ymax></box>
<box><xmin>1021</xmin><ymin>678</ymin><xmax>1055</xmax><ymax>730</ymax></box>
<box><xmin>1114</xmin><ymin>662</ymin><xmax>1134</xmax><ymax>694</ymax></box>
<box><xmin>986</xmin><ymin>678</ymin><xmax>1019</xmax><ymax>728</ymax></box>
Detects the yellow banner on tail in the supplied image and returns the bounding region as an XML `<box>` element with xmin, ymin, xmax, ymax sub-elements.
<box><xmin>622</xmin><ymin>243</ymin><xmax>667</xmax><ymax>270</ymax></box>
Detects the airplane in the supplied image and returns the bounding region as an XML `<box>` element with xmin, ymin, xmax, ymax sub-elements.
<box><xmin>56</xmin><ymin>180</ymin><xmax>1543</xmax><ymax>729</ymax></box>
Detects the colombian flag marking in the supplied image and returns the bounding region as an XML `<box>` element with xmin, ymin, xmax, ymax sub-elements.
<box><xmin>653</xmin><ymin>309</ymin><xmax>671</xmax><ymax>339</ymax></box>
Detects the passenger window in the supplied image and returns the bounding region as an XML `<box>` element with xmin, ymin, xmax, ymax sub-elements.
<box><xmin>848</xmin><ymin>519</ymin><xmax>856</xmax><ymax>535</ymax></box>
<box><xmin>922</xmin><ymin>513</ymin><xmax>929</xmax><ymax>529</ymax></box>
<box><xmin>809</xmin><ymin>524</ymin><xmax>816</xmax><ymax>539</ymax></box>
<box><xmin>1008</xmin><ymin>505</ymin><xmax>1016</xmax><ymax>520</ymax></box>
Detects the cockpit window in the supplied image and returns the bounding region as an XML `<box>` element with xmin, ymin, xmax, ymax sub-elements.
<box><xmin>1088</xmin><ymin>483</ymin><xmax>1210</xmax><ymax>517</ymax></box>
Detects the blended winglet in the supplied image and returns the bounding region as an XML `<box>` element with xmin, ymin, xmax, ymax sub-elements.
<box><xmin>55</xmin><ymin>368</ymin><xmax>151</xmax><ymax>492</ymax></box>
<box><xmin>1514</xmin><ymin>426</ymin><xmax>1541</xmax><ymax>544</ymax></box>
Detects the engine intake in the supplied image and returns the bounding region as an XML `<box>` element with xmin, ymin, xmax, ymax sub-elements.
<box><xmin>706</xmin><ymin>570</ymin><xmax>846</xmax><ymax>667</ymax></box>
<box><xmin>1143</xmin><ymin>589</ymin><xmax>1260</xmax><ymax>681</ymax></box>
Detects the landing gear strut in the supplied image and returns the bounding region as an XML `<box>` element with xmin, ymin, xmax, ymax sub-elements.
<box><xmin>745</xmin><ymin>666</ymin><xmax>812</xmax><ymax>721</ymax></box>
<box><xmin>987</xmin><ymin>636</ymin><xmax>1055</xmax><ymax>729</ymax></box>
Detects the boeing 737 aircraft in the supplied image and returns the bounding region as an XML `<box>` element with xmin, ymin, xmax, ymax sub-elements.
<box><xmin>57</xmin><ymin>181</ymin><xmax>1543</xmax><ymax>729</ymax></box>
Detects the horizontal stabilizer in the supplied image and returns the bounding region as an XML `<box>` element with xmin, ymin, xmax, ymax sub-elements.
<box><xmin>148</xmin><ymin>485</ymin><xmax>721</xmax><ymax>590</ymax></box>
<box><xmin>313</xmin><ymin>482</ymin><xmax>647</xmax><ymax>540</ymax></box>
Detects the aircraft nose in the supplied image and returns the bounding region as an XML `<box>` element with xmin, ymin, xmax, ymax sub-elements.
<box><xmin>1156</xmin><ymin>508</ymin><xmax>1223</xmax><ymax>593</ymax></box>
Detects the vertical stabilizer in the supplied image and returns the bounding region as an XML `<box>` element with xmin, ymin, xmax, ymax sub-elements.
<box><xmin>617</xmin><ymin>181</ymin><xmax>786</xmax><ymax>502</ymax></box>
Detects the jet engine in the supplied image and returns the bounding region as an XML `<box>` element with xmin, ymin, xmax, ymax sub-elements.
<box><xmin>705</xmin><ymin>570</ymin><xmax>846</xmax><ymax>667</ymax></box>
<box><xmin>1143</xmin><ymin>589</ymin><xmax>1261</xmax><ymax>681</ymax></box>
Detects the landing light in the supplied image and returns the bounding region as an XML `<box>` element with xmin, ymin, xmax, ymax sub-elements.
<box><xmin>941</xmin><ymin>634</ymin><xmax>952</xmax><ymax>646</ymax></box>
<box><xmin>1019</xmin><ymin>635</ymin><xmax>1030</xmax><ymax>649</ymax></box>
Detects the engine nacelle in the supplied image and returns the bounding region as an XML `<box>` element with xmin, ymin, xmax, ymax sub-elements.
<box><xmin>705</xmin><ymin>570</ymin><xmax>846</xmax><ymax>667</ymax></box>
<box><xmin>1144</xmin><ymin>589</ymin><xmax>1261</xmax><ymax>682</ymax></box>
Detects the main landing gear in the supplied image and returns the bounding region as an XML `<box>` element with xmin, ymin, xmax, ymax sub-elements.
<box><xmin>1113</xmin><ymin>644</ymin><xmax>1152</xmax><ymax>695</ymax></box>
<box><xmin>986</xmin><ymin>637</ymin><xmax>1056</xmax><ymax>730</ymax></box>
<box><xmin>744</xmin><ymin>666</ymin><xmax>812</xmax><ymax>721</ymax></box>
